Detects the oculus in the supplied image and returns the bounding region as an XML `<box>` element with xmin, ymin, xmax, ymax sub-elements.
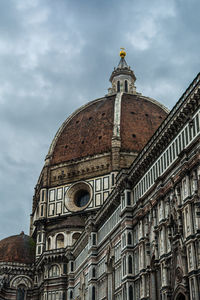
<box><xmin>65</xmin><ymin>181</ymin><xmax>92</xmax><ymax>212</ymax></box>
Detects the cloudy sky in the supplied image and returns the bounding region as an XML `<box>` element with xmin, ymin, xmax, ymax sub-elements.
<box><xmin>0</xmin><ymin>0</ymin><xmax>200</xmax><ymax>240</ymax></box>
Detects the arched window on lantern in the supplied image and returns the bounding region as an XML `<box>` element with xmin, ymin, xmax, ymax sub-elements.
<box><xmin>56</xmin><ymin>234</ymin><xmax>64</xmax><ymax>248</ymax></box>
<box><xmin>70</xmin><ymin>291</ymin><xmax>73</xmax><ymax>299</ymax></box>
<box><xmin>117</xmin><ymin>81</ymin><xmax>120</xmax><ymax>92</ymax></box>
<box><xmin>125</xmin><ymin>80</ymin><xmax>128</xmax><ymax>92</ymax></box>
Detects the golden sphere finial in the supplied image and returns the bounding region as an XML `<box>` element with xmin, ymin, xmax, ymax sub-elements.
<box><xmin>120</xmin><ymin>47</ymin><xmax>126</xmax><ymax>58</ymax></box>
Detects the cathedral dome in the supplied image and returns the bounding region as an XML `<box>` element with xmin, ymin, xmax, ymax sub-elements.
<box><xmin>31</xmin><ymin>53</ymin><xmax>169</xmax><ymax>214</ymax></box>
<box><xmin>47</xmin><ymin>93</ymin><xmax>168</xmax><ymax>166</ymax></box>
<box><xmin>0</xmin><ymin>232</ymin><xmax>35</xmax><ymax>264</ymax></box>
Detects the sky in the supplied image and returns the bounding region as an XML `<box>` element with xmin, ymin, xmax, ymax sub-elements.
<box><xmin>0</xmin><ymin>0</ymin><xmax>200</xmax><ymax>240</ymax></box>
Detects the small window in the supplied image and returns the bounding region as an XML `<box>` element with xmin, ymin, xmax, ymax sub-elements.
<box><xmin>127</xmin><ymin>191</ymin><xmax>131</xmax><ymax>205</ymax></box>
<box><xmin>70</xmin><ymin>261</ymin><xmax>74</xmax><ymax>272</ymax></box>
<box><xmin>128</xmin><ymin>255</ymin><xmax>133</xmax><ymax>273</ymax></box>
<box><xmin>17</xmin><ymin>285</ymin><xmax>26</xmax><ymax>300</ymax></box>
<box><xmin>41</xmin><ymin>190</ymin><xmax>45</xmax><ymax>202</ymax></box>
<box><xmin>129</xmin><ymin>285</ymin><xmax>133</xmax><ymax>300</ymax></box>
<box><xmin>127</xmin><ymin>232</ymin><xmax>132</xmax><ymax>245</ymax></box>
<box><xmin>124</xmin><ymin>80</ymin><xmax>128</xmax><ymax>92</ymax></box>
<box><xmin>117</xmin><ymin>81</ymin><xmax>120</xmax><ymax>92</ymax></box>
<box><xmin>41</xmin><ymin>205</ymin><xmax>44</xmax><ymax>217</ymax></box>
<box><xmin>70</xmin><ymin>291</ymin><xmax>73</xmax><ymax>299</ymax></box>
<box><xmin>112</xmin><ymin>174</ymin><xmax>115</xmax><ymax>186</ymax></box>
<box><xmin>182</xmin><ymin>131</ymin><xmax>185</xmax><ymax>148</ymax></box>
<box><xmin>169</xmin><ymin>146</ymin><xmax>172</xmax><ymax>164</ymax></box>
<box><xmin>63</xmin><ymin>264</ymin><xmax>67</xmax><ymax>274</ymax></box>
<box><xmin>195</xmin><ymin>114</ymin><xmax>199</xmax><ymax>132</ymax></box>
<box><xmin>63</xmin><ymin>292</ymin><xmax>66</xmax><ymax>300</ymax></box>
<box><xmin>92</xmin><ymin>286</ymin><xmax>95</xmax><ymax>300</ymax></box>
<box><xmin>38</xmin><ymin>233</ymin><xmax>42</xmax><ymax>243</ymax></box>
<box><xmin>122</xmin><ymin>233</ymin><xmax>126</xmax><ymax>248</ymax></box>
<box><xmin>48</xmin><ymin>237</ymin><xmax>51</xmax><ymax>250</ymax></box>
<box><xmin>72</xmin><ymin>232</ymin><xmax>81</xmax><ymax>244</ymax></box>
<box><xmin>49</xmin><ymin>190</ymin><xmax>55</xmax><ymax>202</ymax></box>
<box><xmin>56</xmin><ymin>234</ymin><xmax>64</xmax><ymax>248</ymax></box>
<box><xmin>123</xmin><ymin>256</ymin><xmax>126</xmax><ymax>276</ymax></box>
<box><xmin>38</xmin><ymin>245</ymin><xmax>41</xmax><ymax>255</ymax></box>
<box><xmin>92</xmin><ymin>267</ymin><xmax>96</xmax><ymax>278</ymax></box>
<box><xmin>191</xmin><ymin>278</ymin><xmax>195</xmax><ymax>300</ymax></box>
<box><xmin>178</xmin><ymin>135</ymin><xmax>182</xmax><ymax>152</ymax></box>
<box><xmin>49</xmin><ymin>264</ymin><xmax>60</xmax><ymax>278</ymax></box>
<box><xmin>92</xmin><ymin>234</ymin><xmax>97</xmax><ymax>246</ymax></box>
<box><xmin>172</xmin><ymin>142</ymin><xmax>175</xmax><ymax>160</ymax></box>
<box><xmin>188</xmin><ymin>246</ymin><xmax>192</xmax><ymax>268</ymax></box>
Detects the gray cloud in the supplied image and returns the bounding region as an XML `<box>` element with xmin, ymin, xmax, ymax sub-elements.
<box><xmin>0</xmin><ymin>0</ymin><xmax>200</xmax><ymax>239</ymax></box>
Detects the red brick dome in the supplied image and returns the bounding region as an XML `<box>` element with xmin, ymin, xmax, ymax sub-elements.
<box><xmin>0</xmin><ymin>232</ymin><xmax>35</xmax><ymax>264</ymax></box>
<box><xmin>47</xmin><ymin>93</ymin><xmax>168</xmax><ymax>166</ymax></box>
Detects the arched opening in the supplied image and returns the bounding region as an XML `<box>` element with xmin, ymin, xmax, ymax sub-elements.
<box><xmin>92</xmin><ymin>286</ymin><xmax>95</xmax><ymax>300</ymax></box>
<box><xmin>122</xmin><ymin>233</ymin><xmax>126</xmax><ymax>248</ymax></box>
<box><xmin>92</xmin><ymin>233</ymin><xmax>97</xmax><ymax>246</ymax></box>
<box><xmin>56</xmin><ymin>234</ymin><xmax>64</xmax><ymax>248</ymax></box>
<box><xmin>176</xmin><ymin>293</ymin><xmax>186</xmax><ymax>300</ymax></box>
<box><xmin>117</xmin><ymin>80</ymin><xmax>120</xmax><ymax>92</ymax></box>
<box><xmin>38</xmin><ymin>233</ymin><xmax>42</xmax><ymax>243</ymax></box>
<box><xmin>48</xmin><ymin>237</ymin><xmax>51</xmax><ymax>250</ymax></box>
<box><xmin>49</xmin><ymin>264</ymin><xmax>60</xmax><ymax>278</ymax></box>
<box><xmin>70</xmin><ymin>291</ymin><xmax>73</xmax><ymax>299</ymax></box>
<box><xmin>16</xmin><ymin>285</ymin><xmax>26</xmax><ymax>300</ymax></box>
<box><xmin>92</xmin><ymin>267</ymin><xmax>96</xmax><ymax>278</ymax></box>
<box><xmin>128</xmin><ymin>255</ymin><xmax>133</xmax><ymax>274</ymax></box>
<box><xmin>72</xmin><ymin>232</ymin><xmax>81</xmax><ymax>244</ymax></box>
<box><xmin>40</xmin><ymin>205</ymin><xmax>44</xmax><ymax>216</ymax></box>
<box><xmin>123</xmin><ymin>256</ymin><xmax>126</xmax><ymax>276</ymax></box>
<box><xmin>70</xmin><ymin>261</ymin><xmax>74</xmax><ymax>272</ymax></box>
<box><xmin>125</xmin><ymin>80</ymin><xmax>128</xmax><ymax>92</ymax></box>
<box><xmin>127</xmin><ymin>232</ymin><xmax>132</xmax><ymax>245</ymax></box>
<box><xmin>129</xmin><ymin>285</ymin><xmax>133</xmax><ymax>300</ymax></box>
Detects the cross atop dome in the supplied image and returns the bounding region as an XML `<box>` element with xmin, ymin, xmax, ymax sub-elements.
<box><xmin>119</xmin><ymin>47</ymin><xmax>126</xmax><ymax>58</ymax></box>
<box><xmin>108</xmin><ymin>49</ymin><xmax>136</xmax><ymax>95</ymax></box>
<box><xmin>117</xmin><ymin>48</ymin><xmax>128</xmax><ymax>68</ymax></box>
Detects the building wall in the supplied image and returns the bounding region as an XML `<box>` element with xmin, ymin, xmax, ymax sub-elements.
<box><xmin>61</xmin><ymin>105</ymin><xmax>200</xmax><ymax>299</ymax></box>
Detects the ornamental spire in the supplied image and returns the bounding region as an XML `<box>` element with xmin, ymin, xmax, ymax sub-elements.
<box><xmin>108</xmin><ymin>49</ymin><xmax>136</xmax><ymax>95</ymax></box>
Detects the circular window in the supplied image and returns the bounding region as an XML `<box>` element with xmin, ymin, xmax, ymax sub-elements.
<box><xmin>74</xmin><ymin>189</ymin><xmax>90</xmax><ymax>207</ymax></box>
<box><xmin>65</xmin><ymin>181</ymin><xmax>92</xmax><ymax>212</ymax></box>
